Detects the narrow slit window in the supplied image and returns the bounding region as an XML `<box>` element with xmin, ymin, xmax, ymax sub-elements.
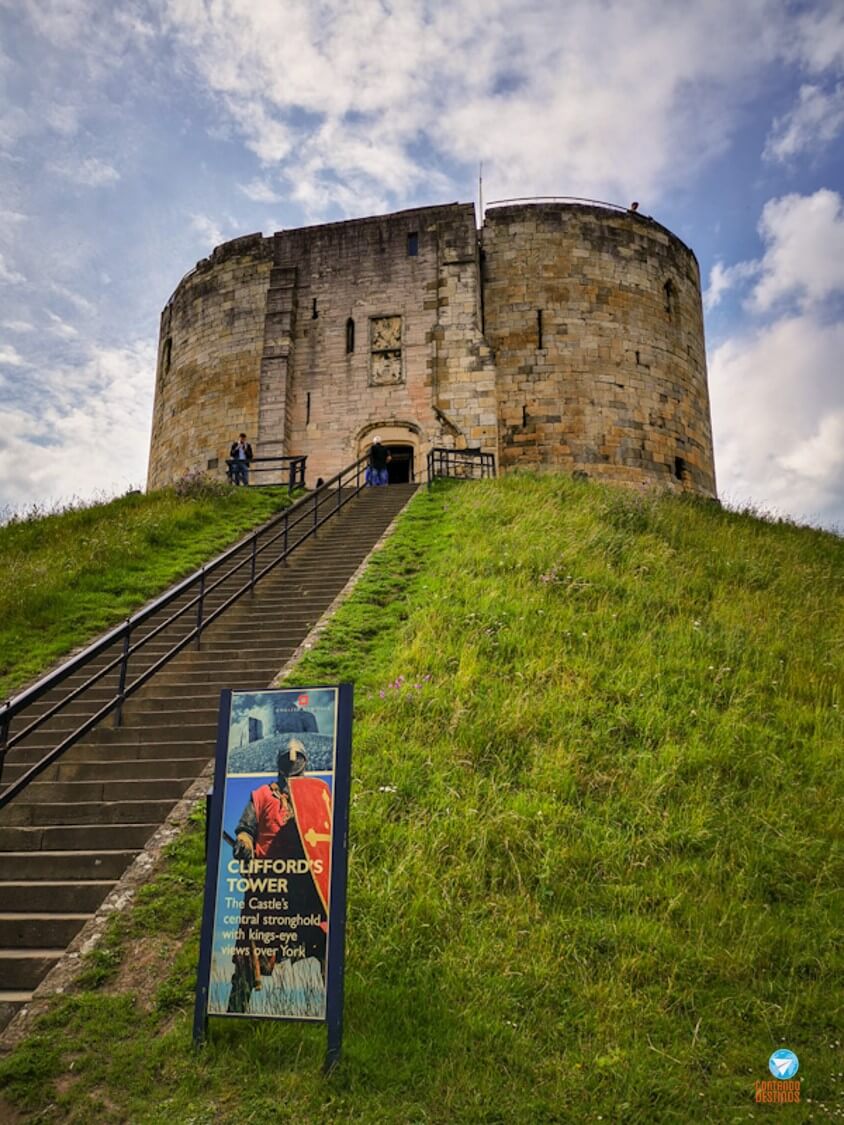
<box><xmin>674</xmin><ymin>455</ymin><xmax>687</xmax><ymax>481</ymax></box>
<box><xmin>312</xmin><ymin>298</ymin><xmax>318</xmax><ymax>319</ymax></box>
<box><xmin>346</xmin><ymin>317</ymin><xmax>355</xmax><ymax>354</ymax></box>
<box><xmin>537</xmin><ymin>309</ymin><xmax>543</xmax><ymax>349</ymax></box>
<box><xmin>162</xmin><ymin>337</ymin><xmax>172</xmax><ymax>375</ymax></box>
<box><xmin>306</xmin><ymin>392</ymin><xmax>311</xmax><ymax>425</ymax></box>
<box><xmin>522</xmin><ymin>404</ymin><xmax>528</xmax><ymax>426</ymax></box>
<box><xmin>407</xmin><ymin>231</ymin><xmax>418</xmax><ymax>256</ymax></box>
<box><xmin>664</xmin><ymin>280</ymin><xmax>675</xmax><ymax>317</ymax></box>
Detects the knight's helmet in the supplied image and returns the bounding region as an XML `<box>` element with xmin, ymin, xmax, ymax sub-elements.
<box><xmin>277</xmin><ymin>737</ymin><xmax>308</xmax><ymax>781</ymax></box>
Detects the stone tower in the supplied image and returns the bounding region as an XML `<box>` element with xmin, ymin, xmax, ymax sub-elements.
<box><xmin>147</xmin><ymin>200</ymin><xmax>716</xmax><ymax>498</ymax></box>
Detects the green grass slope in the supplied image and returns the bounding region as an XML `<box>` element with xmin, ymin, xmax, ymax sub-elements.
<box><xmin>0</xmin><ymin>477</ymin><xmax>841</xmax><ymax>1123</ymax></box>
<box><xmin>0</xmin><ymin>485</ymin><xmax>295</xmax><ymax>699</ymax></box>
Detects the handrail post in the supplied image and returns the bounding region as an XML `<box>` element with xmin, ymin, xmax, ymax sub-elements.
<box><xmin>115</xmin><ymin>621</ymin><xmax>131</xmax><ymax>727</ymax></box>
<box><xmin>288</xmin><ymin>461</ymin><xmax>295</xmax><ymax>493</ymax></box>
<box><xmin>283</xmin><ymin>510</ymin><xmax>289</xmax><ymax>565</ymax></box>
<box><xmin>250</xmin><ymin>537</ymin><xmax>257</xmax><ymax>592</ymax></box>
<box><xmin>196</xmin><ymin>567</ymin><xmax>206</xmax><ymax>650</ymax></box>
<box><xmin>0</xmin><ymin>706</ymin><xmax>9</xmax><ymax>789</ymax></box>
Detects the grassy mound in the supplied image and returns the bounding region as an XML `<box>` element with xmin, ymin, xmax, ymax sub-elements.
<box><xmin>0</xmin><ymin>485</ymin><xmax>296</xmax><ymax>699</ymax></box>
<box><xmin>0</xmin><ymin>477</ymin><xmax>840</xmax><ymax>1122</ymax></box>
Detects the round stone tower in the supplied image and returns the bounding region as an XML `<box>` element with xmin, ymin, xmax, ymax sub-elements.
<box><xmin>147</xmin><ymin>201</ymin><xmax>716</xmax><ymax>498</ymax></box>
<box><xmin>481</xmin><ymin>202</ymin><xmax>716</xmax><ymax>496</ymax></box>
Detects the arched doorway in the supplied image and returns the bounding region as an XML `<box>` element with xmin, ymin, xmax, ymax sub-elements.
<box><xmin>357</xmin><ymin>423</ymin><xmax>423</xmax><ymax>484</ymax></box>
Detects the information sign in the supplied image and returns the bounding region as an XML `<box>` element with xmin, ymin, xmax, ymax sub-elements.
<box><xmin>194</xmin><ymin>684</ymin><xmax>352</xmax><ymax>1067</ymax></box>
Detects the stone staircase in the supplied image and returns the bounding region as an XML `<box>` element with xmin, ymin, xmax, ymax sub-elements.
<box><xmin>0</xmin><ymin>483</ymin><xmax>416</xmax><ymax>1031</ymax></box>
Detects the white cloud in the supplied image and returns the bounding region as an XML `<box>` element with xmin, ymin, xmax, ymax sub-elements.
<box><xmin>764</xmin><ymin>83</ymin><xmax>844</xmax><ymax>162</ymax></box>
<box><xmin>2</xmin><ymin>320</ymin><xmax>34</xmax><ymax>333</ymax></box>
<box><xmin>44</xmin><ymin>102</ymin><xmax>80</xmax><ymax>136</ymax></box>
<box><xmin>47</xmin><ymin>311</ymin><xmax>79</xmax><ymax>339</ymax></box>
<box><xmin>238</xmin><ymin>178</ymin><xmax>284</xmax><ymax>204</ymax></box>
<box><xmin>0</xmin><ymin>252</ymin><xmax>24</xmax><ymax>284</ymax></box>
<box><xmin>0</xmin><ymin>339</ymin><xmax>155</xmax><ymax>510</ymax></box>
<box><xmin>47</xmin><ymin>283</ymin><xmax>95</xmax><ymax>316</ymax></box>
<box><xmin>708</xmin><ymin>187</ymin><xmax>844</xmax><ymax>527</ymax></box>
<box><xmin>52</xmin><ymin>156</ymin><xmax>120</xmax><ymax>187</ymax></box>
<box><xmin>0</xmin><ymin>343</ymin><xmax>27</xmax><ymax>367</ymax></box>
<box><xmin>225</xmin><ymin>99</ymin><xmax>293</xmax><ymax>164</ymax></box>
<box><xmin>189</xmin><ymin>212</ymin><xmax>225</xmax><ymax>249</ymax></box>
<box><xmin>704</xmin><ymin>259</ymin><xmax>760</xmax><ymax>311</ymax></box>
<box><xmin>711</xmin><ymin>189</ymin><xmax>844</xmax><ymax>314</ymax></box>
<box><xmin>161</xmin><ymin>0</ymin><xmax>795</xmax><ymax>211</ymax></box>
<box><xmin>710</xmin><ymin>315</ymin><xmax>844</xmax><ymax>528</ymax></box>
<box><xmin>0</xmin><ymin>107</ymin><xmax>33</xmax><ymax>149</ymax></box>
<box><xmin>779</xmin><ymin>411</ymin><xmax>844</xmax><ymax>483</ymax></box>
<box><xmin>749</xmin><ymin>189</ymin><xmax>844</xmax><ymax>312</ymax></box>
<box><xmin>793</xmin><ymin>3</ymin><xmax>844</xmax><ymax>74</ymax></box>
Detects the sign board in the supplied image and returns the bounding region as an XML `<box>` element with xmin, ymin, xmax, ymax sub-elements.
<box><xmin>194</xmin><ymin>684</ymin><xmax>352</xmax><ymax>1066</ymax></box>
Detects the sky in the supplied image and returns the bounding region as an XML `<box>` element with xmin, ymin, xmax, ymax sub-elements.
<box><xmin>1</xmin><ymin>0</ymin><xmax>843</xmax><ymax>531</ymax></box>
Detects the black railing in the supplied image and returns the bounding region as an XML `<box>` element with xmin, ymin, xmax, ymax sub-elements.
<box><xmin>427</xmin><ymin>447</ymin><xmax>496</xmax><ymax>483</ymax></box>
<box><xmin>0</xmin><ymin>455</ymin><xmax>370</xmax><ymax>809</ymax></box>
<box><xmin>485</xmin><ymin>196</ymin><xmax>632</xmax><ymax>215</ymax></box>
<box><xmin>225</xmin><ymin>455</ymin><xmax>306</xmax><ymax>491</ymax></box>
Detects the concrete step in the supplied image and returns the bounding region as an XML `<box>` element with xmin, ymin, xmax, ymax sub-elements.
<box><xmin>0</xmin><ymin>881</ymin><xmax>115</xmax><ymax>912</ymax></box>
<box><xmin>0</xmin><ymin>950</ymin><xmax>66</xmax><ymax>990</ymax></box>
<box><xmin>2</xmin><ymin>798</ymin><xmax>175</xmax><ymax>828</ymax></box>
<box><xmin>0</xmin><ymin>824</ymin><xmax>157</xmax><ymax>852</ymax></box>
<box><xmin>84</xmin><ymin>722</ymin><xmax>216</xmax><ymax>745</ymax></box>
<box><xmin>0</xmin><ymin>914</ymin><xmax>93</xmax><ymax>947</ymax></box>
<box><xmin>0</xmin><ymin>850</ymin><xmax>139</xmax><ymax>881</ymax></box>
<box><xmin>24</xmin><ymin>778</ymin><xmax>191</xmax><ymax>804</ymax></box>
<box><xmin>1</xmin><ymin>757</ymin><xmax>201</xmax><ymax>784</ymax></box>
<box><xmin>5</xmin><ymin>739</ymin><xmax>212</xmax><ymax>765</ymax></box>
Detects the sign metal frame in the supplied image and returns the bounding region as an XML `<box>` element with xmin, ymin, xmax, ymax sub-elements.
<box><xmin>193</xmin><ymin>683</ymin><xmax>353</xmax><ymax>1071</ymax></box>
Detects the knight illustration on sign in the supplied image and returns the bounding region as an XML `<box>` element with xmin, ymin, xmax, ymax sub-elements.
<box><xmin>226</xmin><ymin>739</ymin><xmax>332</xmax><ymax>1015</ymax></box>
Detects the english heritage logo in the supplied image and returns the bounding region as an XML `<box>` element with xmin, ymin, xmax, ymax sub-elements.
<box><xmin>755</xmin><ymin>1049</ymin><xmax>801</xmax><ymax>1104</ymax></box>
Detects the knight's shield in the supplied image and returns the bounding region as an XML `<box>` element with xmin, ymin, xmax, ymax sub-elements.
<box><xmin>289</xmin><ymin>776</ymin><xmax>332</xmax><ymax>912</ymax></box>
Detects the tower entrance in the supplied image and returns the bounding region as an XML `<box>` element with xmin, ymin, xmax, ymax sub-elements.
<box><xmin>357</xmin><ymin>424</ymin><xmax>422</xmax><ymax>485</ymax></box>
<box><xmin>384</xmin><ymin>445</ymin><xmax>413</xmax><ymax>483</ymax></box>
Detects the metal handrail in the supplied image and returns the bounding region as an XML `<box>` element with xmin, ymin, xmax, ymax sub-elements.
<box><xmin>0</xmin><ymin>454</ymin><xmax>370</xmax><ymax>808</ymax></box>
<box><xmin>225</xmin><ymin>454</ymin><xmax>306</xmax><ymax>490</ymax></box>
<box><xmin>427</xmin><ymin>447</ymin><xmax>496</xmax><ymax>484</ymax></box>
<box><xmin>484</xmin><ymin>196</ymin><xmax>633</xmax><ymax>215</ymax></box>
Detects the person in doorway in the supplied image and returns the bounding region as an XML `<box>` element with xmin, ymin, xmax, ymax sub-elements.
<box><xmin>228</xmin><ymin>433</ymin><xmax>253</xmax><ymax>485</ymax></box>
<box><xmin>367</xmin><ymin>435</ymin><xmax>390</xmax><ymax>486</ymax></box>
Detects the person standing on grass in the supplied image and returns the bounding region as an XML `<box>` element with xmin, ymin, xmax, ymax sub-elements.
<box><xmin>229</xmin><ymin>432</ymin><xmax>253</xmax><ymax>485</ymax></box>
<box><xmin>367</xmin><ymin>435</ymin><xmax>390</xmax><ymax>486</ymax></box>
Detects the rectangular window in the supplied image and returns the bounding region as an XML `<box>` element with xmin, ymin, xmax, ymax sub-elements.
<box><xmin>407</xmin><ymin>232</ymin><xmax>418</xmax><ymax>257</ymax></box>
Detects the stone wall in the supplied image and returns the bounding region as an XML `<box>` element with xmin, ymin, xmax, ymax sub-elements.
<box><xmin>147</xmin><ymin>234</ymin><xmax>273</xmax><ymax>489</ymax></box>
<box><xmin>146</xmin><ymin>201</ymin><xmax>716</xmax><ymax>499</ymax></box>
<box><xmin>481</xmin><ymin>204</ymin><xmax>716</xmax><ymax>495</ymax></box>
<box><xmin>269</xmin><ymin>203</ymin><xmax>495</xmax><ymax>484</ymax></box>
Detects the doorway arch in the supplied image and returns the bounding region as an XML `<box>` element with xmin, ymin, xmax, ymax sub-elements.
<box><xmin>356</xmin><ymin>422</ymin><xmax>424</xmax><ymax>484</ymax></box>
